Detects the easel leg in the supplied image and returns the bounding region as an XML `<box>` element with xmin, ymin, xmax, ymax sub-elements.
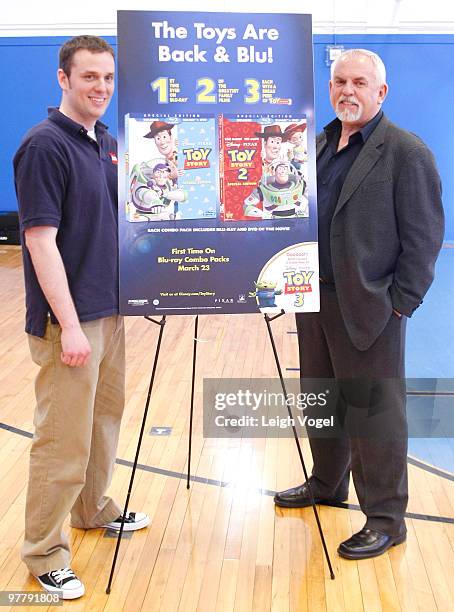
<box><xmin>187</xmin><ymin>315</ymin><xmax>198</xmax><ymax>489</ymax></box>
<box><xmin>106</xmin><ymin>315</ymin><xmax>167</xmax><ymax>594</ymax></box>
<box><xmin>264</xmin><ymin>311</ymin><xmax>335</xmax><ymax>580</ymax></box>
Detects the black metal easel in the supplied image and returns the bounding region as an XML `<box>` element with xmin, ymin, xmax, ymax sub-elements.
<box><xmin>107</xmin><ymin>309</ymin><xmax>334</xmax><ymax>593</ymax></box>
<box><xmin>187</xmin><ymin>315</ymin><xmax>199</xmax><ymax>489</ymax></box>
<box><xmin>106</xmin><ymin>315</ymin><xmax>166</xmax><ymax>595</ymax></box>
<box><xmin>185</xmin><ymin>310</ymin><xmax>335</xmax><ymax>580</ymax></box>
<box><xmin>264</xmin><ymin>310</ymin><xmax>335</xmax><ymax>580</ymax></box>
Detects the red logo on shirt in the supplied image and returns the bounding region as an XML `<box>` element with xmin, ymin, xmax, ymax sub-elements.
<box><xmin>109</xmin><ymin>152</ymin><xmax>118</xmax><ymax>164</ymax></box>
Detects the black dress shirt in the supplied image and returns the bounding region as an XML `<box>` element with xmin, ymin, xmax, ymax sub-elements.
<box><xmin>317</xmin><ymin>110</ymin><xmax>383</xmax><ymax>284</ymax></box>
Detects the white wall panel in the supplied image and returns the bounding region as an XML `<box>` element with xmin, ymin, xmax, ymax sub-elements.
<box><xmin>1</xmin><ymin>0</ymin><xmax>452</xmax><ymax>36</ymax></box>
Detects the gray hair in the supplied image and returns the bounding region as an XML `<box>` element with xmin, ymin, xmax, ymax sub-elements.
<box><xmin>330</xmin><ymin>49</ymin><xmax>387</xmax><ymax>85</ymax></box>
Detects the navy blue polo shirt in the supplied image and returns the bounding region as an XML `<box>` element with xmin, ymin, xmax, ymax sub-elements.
<box><xmin>317</xmin><ymin>110</ymin><xmax>383</xmax><ymax>283</ymax></box>
<box><xmin>14</xmin><ymin>108</ymin><xmax>119</xmax><ymax>337</ymax></box>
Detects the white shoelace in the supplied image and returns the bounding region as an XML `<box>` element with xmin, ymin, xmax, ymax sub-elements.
<box><xmin>51</xmin><ymin>568</ymin><xmax>75</xmax><ymax>583</ymax></box>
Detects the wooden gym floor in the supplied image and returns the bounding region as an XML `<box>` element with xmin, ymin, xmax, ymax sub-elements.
<box><xmin>0</xmin><ymin>245</ymin><xmax>453</xmax><ymax>611</ymax></box>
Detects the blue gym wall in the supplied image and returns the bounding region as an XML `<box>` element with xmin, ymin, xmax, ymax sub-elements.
<box><xmin>1</xmin><ymin>34</ymin><xmax>453</xmax><ymax>239</ymax></box>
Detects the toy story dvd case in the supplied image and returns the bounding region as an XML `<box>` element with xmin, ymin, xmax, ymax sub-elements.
<box><xmin>125</xmin><ymin>113</ymin><xmax>218</xmax><ymax>222</ymax></box>
<box><xmin>219</xmin><ymin>115</ymin><xmax>309</xmax><ymax>221</ymax></box>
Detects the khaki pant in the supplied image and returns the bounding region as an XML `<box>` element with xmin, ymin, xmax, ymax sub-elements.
<box><xmin>22</xmin><ymin>316</ymin><xmax>125</xmax><ymax>576</ymax></box>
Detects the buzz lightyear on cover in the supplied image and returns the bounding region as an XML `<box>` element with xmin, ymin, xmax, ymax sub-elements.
<box><xmin>125</xmin><ymin>114</ymin><xmax>217</xmax><ymax>222</ymax></box>
<box><xmin>243</xmin><ymin>117</ymin><xmax>309</xmax><ymax>220</ymax></box>
<box><xmin>220</xmin><ymin>115</ymin><xmax>309</xmax><ymax>221</ymax></box>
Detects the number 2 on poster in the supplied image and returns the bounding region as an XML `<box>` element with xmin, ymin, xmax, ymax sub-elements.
<box><xmin>196</xmin><ymin>78</ymin><xmax>217</xmax><ymax>103</ymax></box>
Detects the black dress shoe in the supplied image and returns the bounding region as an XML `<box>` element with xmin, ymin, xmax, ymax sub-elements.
<box><xmin>274</xmin><ymin>480</ymin><xmax>348</xmax><ymax>508</ymax></box>
<box><xmin>338</xmin><ymin>527</ymin><xmax>406</xmax><ymax>560</ymax></box>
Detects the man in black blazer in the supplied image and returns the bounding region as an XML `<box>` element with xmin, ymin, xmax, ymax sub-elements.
<box><xmin>274</xmin><ymin>49</ymin><xmax>444</xmax><ymax>559</ymax></box>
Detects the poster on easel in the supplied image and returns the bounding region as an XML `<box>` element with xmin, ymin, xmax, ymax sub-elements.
<box><xmin>118</xmin><ymin>11</ymin><xmax>319</xmax><ymax>316</ymax></box>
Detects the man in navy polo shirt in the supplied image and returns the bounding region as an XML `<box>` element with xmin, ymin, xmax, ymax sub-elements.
<box><xmin>14</xmin><ymin>36</ymin><xmax>149</xmax><ymax>599</ymax></box>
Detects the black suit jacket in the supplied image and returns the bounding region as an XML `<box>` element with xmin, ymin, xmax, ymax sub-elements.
<box><xmin>316</xmin><ymin>114</ymin><xmax>444</xmax><ymax>350</ymax></box>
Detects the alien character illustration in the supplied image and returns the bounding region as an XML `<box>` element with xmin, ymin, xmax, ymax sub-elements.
<box><xmin>129</xmin><ymin>160</ymin><xmax>187</xmax><ymax>221</ymax></box>
<box><xmin>250</xmin><ymin>280</ymin><xmax>282</xmax><ymax>308</ymax></box>
<box><xmin>243</xmin><ymin>160</ymin><xmax>308</xmax><ymax>219</ymax></box>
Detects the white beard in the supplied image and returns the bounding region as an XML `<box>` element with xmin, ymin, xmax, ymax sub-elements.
<box><xmin>335</xmin><ymin>98</ymin><xmax>363</xmax><ymax>122</ymax></box>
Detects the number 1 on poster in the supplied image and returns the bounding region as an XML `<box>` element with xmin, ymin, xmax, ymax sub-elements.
<box><xmin>151</xmin><ymin>77</ymin><xmax>169</xmax><ymax>103</ymax></box>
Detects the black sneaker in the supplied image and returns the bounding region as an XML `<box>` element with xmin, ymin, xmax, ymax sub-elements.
<box><xmin>36</xmin><ymin>567</ymin><xmax>85</xmax><ymax>599</ymax></box>
<box><xmin>102</xmin><ymin>511</ymin><xmax>150</xmax><ymax>532</ymax></box>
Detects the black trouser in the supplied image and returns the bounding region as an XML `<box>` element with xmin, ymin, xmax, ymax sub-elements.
<box><xmin>296</xmin><ymin>286</ymin><xmax>408</xmax><ymax>537</ymax></box>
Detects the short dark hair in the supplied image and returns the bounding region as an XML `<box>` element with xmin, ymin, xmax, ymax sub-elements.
<box><xmin>59</xmin><ymin>35</ymin><xmax>114</xmax><ymax>76</ymax></box>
